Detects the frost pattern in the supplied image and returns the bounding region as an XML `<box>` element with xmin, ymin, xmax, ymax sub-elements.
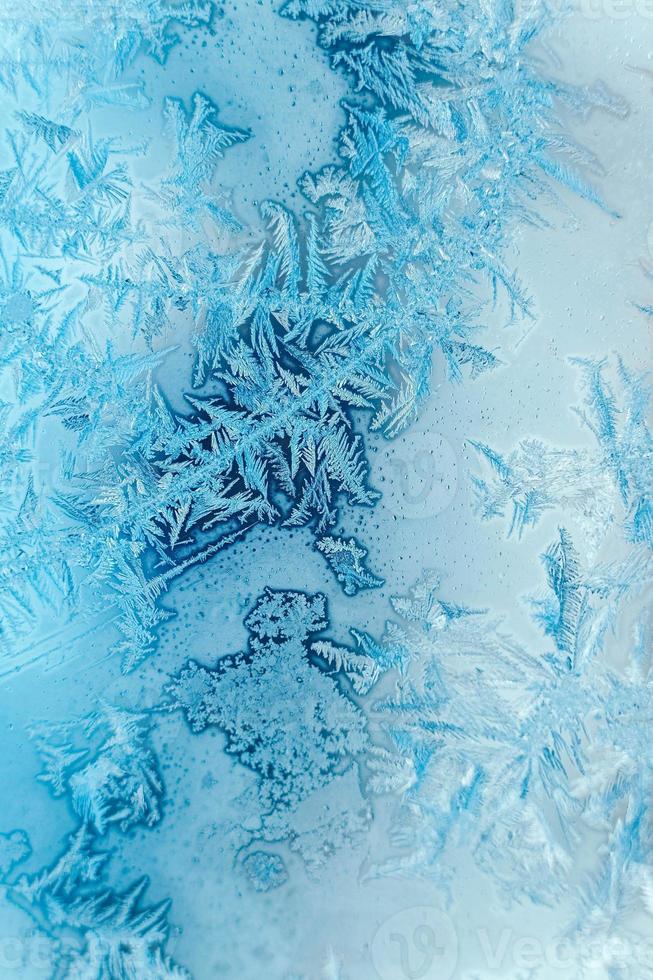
<box><xmin>0</xmin><ymin>829</ymin><xmax>31</xmax><ymax>876</ymax></box>
<box><xmin>201</xmin><ymin>294</ymin><xmax>652</xmax><ymax>958</ymax></box>
<box><xmin>471</xmin><ymin>357</ymin><xmax>652</xmax><ymax>553</ymax></box>
<box><xmin>340</xmin><ymin>537</ymin><xmax>652</xmax><ymax>947</ymax></box>
<box><xmin>32</xmin><ymin>704</ymin><xmax>164</xmax><ymax>834</ymax></box>
<box><xmin>241</xmin><ymin>850</ymin><xmax>288</xmax><ymax>893</ymax></box>
<box><xmin>0</xmin><ymin>0</ymin><xmax>612</xmax><ymax>670</ymax></box>
<box><xmin>3</xmin><ymin>707</ymin><xmax>186</xmax><ymax>978</ymax></box>
<box><xmin>315</xmin><ymin>534</ymin><xmax>384</xmax><ymax>595</ymax></box>
<box><xmin>459</xmin><ymin>358</ymin><xmax>653</xmax><ymax>964</ymax></box>
<box><xmin>10</xmin><ymin>825</ymin><xmax>189</xmax><ymax>979</ymax></box>
<box><xmin>166</xmin><ymin>589</ymin><xmax>371</xmax><ymax>873</ymax></box>
<box><xmin>0</xmin><ymin>0</ymin><xmax>646</xmax><ymax>976</ymax></box>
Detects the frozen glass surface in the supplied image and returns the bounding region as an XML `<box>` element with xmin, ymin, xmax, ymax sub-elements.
<box><xmin>0</xmin><ymin>1</ymin><xmax>651</xmax><ymax>978</ymax></box>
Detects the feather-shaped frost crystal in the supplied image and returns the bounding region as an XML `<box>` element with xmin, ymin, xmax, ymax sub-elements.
<box><xmin>0</xmin><ymin>0</ymin><xmax>613</xmax><ymax>667</ymax></box>
<box><xmin>315</xmin><ymin>533</ymin><xmax>384</xmax><ymax>595</ymax></box>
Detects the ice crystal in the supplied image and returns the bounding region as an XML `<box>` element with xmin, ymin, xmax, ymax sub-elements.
<box><xmin>0</xmin><ymin>829</ymin><xmax>31</xmax><ymax>877</ymax></box>
<box><xmin>4</xmin><ymin>699</ymin><xmax>185</xmax><ymax>978</ymax></box>
<box><xmin>32</xmin><ymin>705</ymin><xmax>164</xmax><ymax>834</ymax></box>
<box><xmin>155</xmin><ymin>93</ymin><xmax>250</xmax><ymax>235</ymax></box>
<box><xmin>167</xmin><ymin>589</ymin><xmax>367</xmax><ymax>813</ymax></box>
<box><xmin>471</xmin><ymin>357</ymin><xmax>653</xmax><ymax>552</ymax></box>
<box><xmin>0</xmin><ymin>0</ymin><xmax>212</xmax><ymax>72</ymax></box>
<box><xmin>315</xmin><ymin>534</ymin><xmax>384</xmax><ymax>595</ymax></box>
<box><xmin>242</xmin><ymin>850</ymin><xmax>288</xmax><ymax>893</ymax></box>
<box><xmin>1</xmin><ymin>0</ymin><xmax>646</xmax><ymax>971</ymax></box>
<box><xmin>0</xmin><ymin>0</ymin><xmax>609</xmax><ymax>665</ymax></box>
<box><xmin>355</xmin><ymin>536</ymin><xmax>653</xmax><ymax>904</ymax></box>
<box><xmin>10</xmin><ymin>827</ymin><xmax>189</xmax><ymax>980</ymax></box>
<box><xmin>165</xmin><ymin>588</ymin><xmax>377</xmax><ymax>884</ymax></box>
